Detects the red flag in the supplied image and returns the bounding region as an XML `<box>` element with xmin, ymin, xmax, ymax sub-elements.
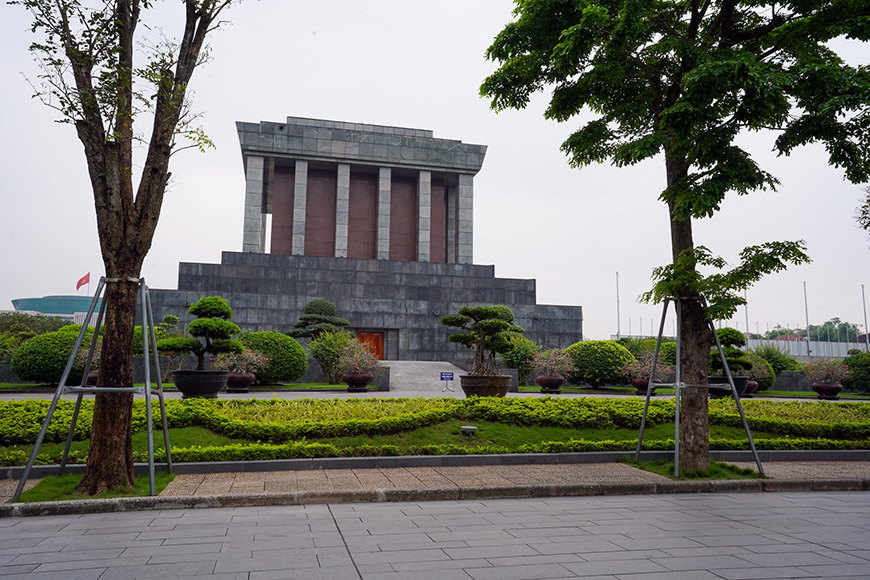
<box><xmin>76</xmin><ymin>272</ymin><xmax>90</xmax><ymax>291</ymax></box>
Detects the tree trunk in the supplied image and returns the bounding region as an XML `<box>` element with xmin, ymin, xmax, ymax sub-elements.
<box><xmin>666</xmin><ymin>151</ymin><xmax>711</xmax><ymax>473</ymax></box>
<box><xmin>76</xmin><ymin>279</ymin><xmax>139</xmax><ymax>494</ymax></box>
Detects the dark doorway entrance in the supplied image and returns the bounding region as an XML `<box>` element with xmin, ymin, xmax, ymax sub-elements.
<box><xmin>357</xmin><ymin>331</ymin><xmax>385</xmax><ymax>360</ymax></box>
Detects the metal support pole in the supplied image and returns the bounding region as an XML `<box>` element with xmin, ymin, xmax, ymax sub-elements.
<box><xmin>673</xmin><ymin>300</ymin><xmax>682</xmax><ymax>477</ymax></box>
<box><xmin>635</xmin><ymin>300</ymin><xmax>670</xmax><ymax>461</ymax></box>
<box><xmin>145</xmin><ymin>285</ymin><xmax>173</xmax><ymax>473</ymax></box>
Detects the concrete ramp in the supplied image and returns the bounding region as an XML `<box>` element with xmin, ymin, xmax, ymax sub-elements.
<box><xmin>382</xmin><ymin>361</ymin><xmax>465</xmax><ymax>396</ymax></box>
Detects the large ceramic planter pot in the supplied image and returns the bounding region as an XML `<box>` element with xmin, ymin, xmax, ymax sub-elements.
<box><xmin>459</xmin><ymin>375</ymin><xmax>512</xmax><ymax>398</ymax></box>
<box><xmin>631</xmin><ymin>377</ymin><xmax>658</xmax><ymax>396</ymax></box>
<box><xmin>171</xmin><ymin>370</ymin><xmax>229</xmax><ymax>399</ymax></box>
<box><xmin>342</xmin><ymin>372</ymin><xmax>373</xmax><ymax>393</ymax></box>
<box><xmin>535</xmin><ymin>374</ymin><xmax>566</xmax><ymax>394</ymax></box>
<box><xmin>743</xmin><ymin>379</ymin><xmax>759</xmax><ymax>398</ymax></box>
<box><xmin>812</xmin><ymin>382</ymin><xmax>843</xmax><ymax>400</ymax></box>
<box><xmin>226</xmin><ymin>372</ymin><xmax>256</xmax><ymax>393</ymax></box>
<box><xmin>707</xmin><ymin>376</ymin><xmax>749</xmax><ymax>399</ymax></box>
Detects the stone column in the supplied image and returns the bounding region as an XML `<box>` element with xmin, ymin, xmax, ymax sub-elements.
<box><xmin>377</xmin><ymin>167</ymin><xmax>391</xmax><ymax>260</ymax></box>
<box><xmin>292</xmin><ymin>160</ymin><xmax>308</xmax><ymax>256</ymax></box>
<box><xmin>446</xmin><ymin>181</ymin><xmax>457</xmax><ymax>264</ymax></box>
<box><xmin>242</xmin><ymin>155</ymin><xmax>266</xmax><ymax>253</ymax></box>
<box><xmin>417</xmin><ymin>170</ymin><xmax>431</xmax><ymax>262</ymax></box>
<box><xmin>457</xmin><ymin>174</ymin><xmax>474</xmax><ymax>264</ymax></box>
<box><xmin>335</xmin><ymin>163</ymin><xmax>350</xmax><ymax>258</ymax></box>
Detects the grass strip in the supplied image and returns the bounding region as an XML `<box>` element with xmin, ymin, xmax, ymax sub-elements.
<box><xmin>16</xmin><ymin>471</ymin><xmax>174</xmax><ymax>503</ymax></box>
<box><xmin>620</xmin><ymin>457</ymin><xmax>766</xmax><ymax>480</ymax></box>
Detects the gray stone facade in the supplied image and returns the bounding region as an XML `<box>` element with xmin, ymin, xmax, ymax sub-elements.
<box><xmin>238</xmin><ymin>116</ymin><xmax>486</xmax><ymax>265</ymax></box>
<box><xmin>149</xmin><ymin>252</ymin><xmax>583</xmax><ymax>367</ymax></box>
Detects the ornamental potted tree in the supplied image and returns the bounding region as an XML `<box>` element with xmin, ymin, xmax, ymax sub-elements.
<box><xmin>440</xmin><ymin>305</ymin><xmax>523</xmax><ymax>398</ymax></box>
<box><xmin>156</xmin><ymin>296</ymin><xmax>243</xmax><ymax>399</ymax></box>
<box><xmin>708</xmin><ymin>327</ymin><xmax>753</xmax><ymax>398</ymax></box>
<box><xmin>532</xmin><ymin>349</ymin><xmax>576</xmax><ymax>394</ymax></box>
<box><xmin>212</xmin><ymin>349</ymin><xmax>270</xmax><ymax>393</ymax></box>
<box><xmin>336</xmin><ymin>338</ymin><xmax>385</xmax><ymax>393</ymax></box>
<box><xmin>803</xmin><ymin>359</ymin><xmax>850</xmax><ymax>400</ymax></box>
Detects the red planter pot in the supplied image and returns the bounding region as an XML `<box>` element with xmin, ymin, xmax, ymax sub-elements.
<box><xmin>631</xmin><ymin>377</ymin><xmax>658</xmax><ymax>396</ymax></box>
<box><xmin>226</xmin><ymin>372</ymin><xmax>256</xmax><ymax>393</ymax></box>
<box><xmin>812</xmin><ymin>382</ymin><xmax>843</xmax><ymax>400</ymax></box>
<box><xmin>535</xmin><ymin>375</ymin><xmax>566</xmax><ymax>394</ymax></box>
<box><xmin>342</xmin><ymin>372</ymin><xmax>374</xmax><ymax>393</ymax></box>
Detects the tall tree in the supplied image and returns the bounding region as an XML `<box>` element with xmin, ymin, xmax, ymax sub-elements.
<box><xmin>482</xmin><ymin>0</ymin><xmax>869</xmax><ymax>470</ymax></box>
<box><xmin>13</xmin><ymin>0</ymin><xmax>235</xmax><ymax>494</ymax></box>
<box><xmin>858</xmin><ymin>186</ymin><xmax>870</xmax><ymax>242</ymax></box>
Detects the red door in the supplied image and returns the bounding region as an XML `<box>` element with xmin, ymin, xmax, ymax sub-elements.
<box><xmin>357</xmin><ymin>332</ymin><xmax>385</xmax><ymax>360</ymax></box>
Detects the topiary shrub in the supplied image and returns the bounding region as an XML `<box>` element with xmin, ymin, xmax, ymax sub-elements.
<box><xmin>10</xmin><ymin>329</ymin><xmax>95</xmax><ymax>384</ymax></box>
<box><xmin>565</xmin><ymin>340</ymin><xmax>634</xmax><ymax>387</ymax></box>
<box><xmin>239</xmin><ymin>331</ymin><xmax>307</xmax><ymax>384</ymax></box>
<box><xmin>156</xmin><ymin>296</ymin><xmax>242</xmax><ymax>370</ymax></box>
<box><xmin>710</xmin><ymin>327</ymin><xmax>752</xmax><ymax>376</ymax></box>
<box><xmin>287</xmin><ymin>299</ymin><xmax>351</xmax><ymax>339</ymax></box>
<box><xmin>308</xmin><ymin>330</ymin><xmax>355</xmax><ymax>384</ymax></box>
<box><xmin>745</xmin><ymin>353</ymin><xmax>775</xmax><ymax>390</ymax></box>
<box><xmin>843</xmin><ymin>351</ymin><xmax>870</xmax><ymax>393</ymax></box>
<box><xmin>440</xmin><ymin>305</ymin><xmax>524</xmax><ymax>376</ymax></box>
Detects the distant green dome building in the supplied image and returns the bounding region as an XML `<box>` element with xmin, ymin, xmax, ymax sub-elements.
<box><xmin>12</xmin><ymin>296</ymin><xmax>102</xmax><ymax>321</ymax></box>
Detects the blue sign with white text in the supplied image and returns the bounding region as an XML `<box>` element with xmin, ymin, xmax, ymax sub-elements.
<box><xmin>440</xmin><ymin>372</ymin><xmax>454</xmax><ymax>381</ymax></box>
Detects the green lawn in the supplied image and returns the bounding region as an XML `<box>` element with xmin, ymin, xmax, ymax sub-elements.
<box><xmin>17</xmin><ymin>472</ymin><xmax>174</xmax><ymax>503</ymax></box>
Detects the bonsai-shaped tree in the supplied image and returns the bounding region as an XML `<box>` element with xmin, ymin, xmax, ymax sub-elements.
<box><xmin>440</xmin><ymin>305</ymin><xmax>523</xmax><ymax>376</ymax></box>
<box><xmin>157</xmin><ymin>296</ymin><xmax>242</xmax><ymax>370</ymax></box>
<box><xmin>287</xmin><ymin>299</ymin><xmax>351</xmax><ymax>339</ymax></box>
<box><xmin>710</xmin><ymin>327</ymin><xmax>753</xmax><ymax>377</ymax></box>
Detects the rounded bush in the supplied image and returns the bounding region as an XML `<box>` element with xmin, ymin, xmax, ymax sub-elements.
<box><xmin>844</xmin><ymin>351</ymin><xmax>870</xmax><ymax>393</ymax></box>
<box><xmin>188</xmin><ymin>296</ymin><xmax>233</xmax><ymax>319</ymax></box>
<box><xmin>10</xmin><ymin>330</ymin><xmax>92</xmax><ymax>384</ymax></box>
<box><xmin>715</xmin><ymin>327</ymin><xmax>746</xmax><ymax>348</ymax></box>
<box><xmin>240</xmin><ymin>331</ymin><xmax>308</xmax><ymax>384</ymax></box>
<box><xmin>303</xmin><ymin>299</ymin><xmax>337</xmax><ymax>317</ymax></box>
<box><xmin>565</xmin><ymin>340</ymin><xmax>634</xmax><ymax>387</ymax></box>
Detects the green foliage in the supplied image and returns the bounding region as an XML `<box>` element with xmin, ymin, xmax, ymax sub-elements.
<box><xmin>157</xmin><ymin>296</ymin><xmax>242</xmax><ymax>370</ymax></box>
<box><xmin>336</xmin><ymin>339</ymin><xmax>385</xmax><ymax>376</ymax></box>
<box><xmin>188</xmin><ymin>296</ymin><xmax>234</xmax><ymax>319</ymax></box>
<box><xmin>715</xmin><ymin>327</ymin><xmax>746</xmax><ymax>348</ymax></box>
<box><xmin>745</xmin><ymin>353</ymin><xmax>776</xmax><ymax>391</ymax></box>
<box><xmin>303</xmin><ymin>298</ymin><xmax>338</xmax><ymax>317</ymax></box>
<box><xmin>642</xmin><ymin>244</ymin><xmax>811</xmax><ymax>321</ymax></box>
<box><xmin>239</xmin><ymin>331</ymin><xmax>307</xmax><ymax>384</ymax></box>
<box><xmin>0</xmin><ymin>312</ymin><xmax>71</xmax><ymax>335</ymax></box>
<box><xmin>616</xmin><ymin>337</ymin><xmax>651</xmax><ymax>358</ymax></box>
<box><xmin>565</xmin><ymin>340</ymin><xmax>635</xmax><ymax>387</ymax></box>
<box><xmin>9</xmin><ymin>328</ymin><xmax>95</xmax><ymax>384</ymax></box>
<box><xmin>844</xmin><ymin>351</ymin><xmax>870</xmax><ymax>394</ymax></box>
<box><xmin>308</xmin><ymin>330</ymin><xmax>355</xmax><ymax>384</ymax></box>
<box><xmin>288</xmin><ymin>299</ymin><xmax>350</xmax><ymax>339</ymax></box>
<box><xmin>802</xmin><ymin>359</ymin><xmax>850</xmax><ymax>384</ymax></box>
<box><xmin>498</xmin><ymin>335</ymin><xmax>541</xmax><ymax>385</ymax></box>
<box><xmin>658</xmin><ymin>342</ymin><xmax>678</xmax><ymax>366</ymax></box>
<box><xmin>440</xmin><ymin>305</ymin><xmax>524</xmax><ymax>375</ymax></box>
<box><xmin>750</xmin><ymin>344</ymin><xmax>802</xmax><ymax>376</ymax></box>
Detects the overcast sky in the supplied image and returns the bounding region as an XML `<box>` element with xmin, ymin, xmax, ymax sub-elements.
<box><xmin>2</xmin><ymin>1</ymin><xmax>869</xmax><ymax>341</ymax></box>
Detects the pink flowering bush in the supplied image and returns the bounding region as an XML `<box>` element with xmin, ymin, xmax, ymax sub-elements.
<box><xmin>803</xmin><ymin>359</ymin><xmax>850</xmax><ymax>384</ymax></box>
<box><xmin>212</xmin><ymin>349</ymin><xmax>270</xmax><ymax>374</ymax></box>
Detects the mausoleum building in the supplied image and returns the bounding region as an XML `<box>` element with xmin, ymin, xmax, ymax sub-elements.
<box><xmin>151</xmin><ymin>117</ymin><xmax>582</xmax><ymax>365</ymax></box>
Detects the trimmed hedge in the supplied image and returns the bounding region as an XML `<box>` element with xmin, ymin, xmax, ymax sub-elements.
<box><xmin>2</xmin><ymin>397</ymin><xmax>869</xmax><ymax>466</ymax></box>
<box><xmin>565</xmin><ymin>340</ymin><xmax>635</xmax><ymax>386</ymax></box>
<box><xmin>9</xmin><ymin>329</ymin><xmax>94</xmax><ymax>384</ymax></box>
<box><xmin>239</xmin><ymin>331</ymin><xmax>308</xmax><ymax>384</ymax></box>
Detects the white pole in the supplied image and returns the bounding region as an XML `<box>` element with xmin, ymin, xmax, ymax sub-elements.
<box><xmin>615</xmin><ymin>272</ymin><xmax>621</xmax><ymax>339</ymax></box>
<box><xmin>803</xmin><ymin>282</ymin><xmax>811</xmax><ymax>357</ymax></box>
<box><xmin>863</xmin><ymin>284</ymin><xmax>869</xmax><ymax>353</ymax></box>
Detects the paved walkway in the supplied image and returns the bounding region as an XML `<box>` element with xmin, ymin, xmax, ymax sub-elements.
<box><xmin>2</xmin><ymin>491</ymin><xmax>869</xmax><ymax>579</ymax></box>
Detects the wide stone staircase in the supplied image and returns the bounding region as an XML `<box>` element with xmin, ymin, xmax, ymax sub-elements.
<box><xmin>381</xmin><ymin>360</ymin><xmax>466</xmax><ymax>396</ymax></box>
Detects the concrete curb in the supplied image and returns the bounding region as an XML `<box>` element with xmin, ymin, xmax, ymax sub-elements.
<box><xmin>5</xmin><ymin>449</ymin><xmax>870</xmax><ymax>480</ymax></box>
<box><xmin>2</xmin><ymin>477</ymin><xmax>869</xmax><ymax>519</ymax></box>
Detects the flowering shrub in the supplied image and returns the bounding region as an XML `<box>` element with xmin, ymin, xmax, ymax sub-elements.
<box><xmin>212</xmin><ymin>349</ymin><xmax>269</xmax><ymax>374</ymax></box>
<box><xmin>337</xmin><ymin>339</ymin><xmax>384</xmax><ymax>376</ymax></box>
<box><xmin>532</xmin><ymin>349</ymin><xmax>576</xmax><ymax>377</ymax></box>
<box><xmin>803</xmin><ymin>359</ymin><xmax>850</xmax><ymax>384</ymax></box>
<box><xmin>619</xmin><ymin>351</ymin><xmax>674</xmax><ymax>383</ymax></box>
